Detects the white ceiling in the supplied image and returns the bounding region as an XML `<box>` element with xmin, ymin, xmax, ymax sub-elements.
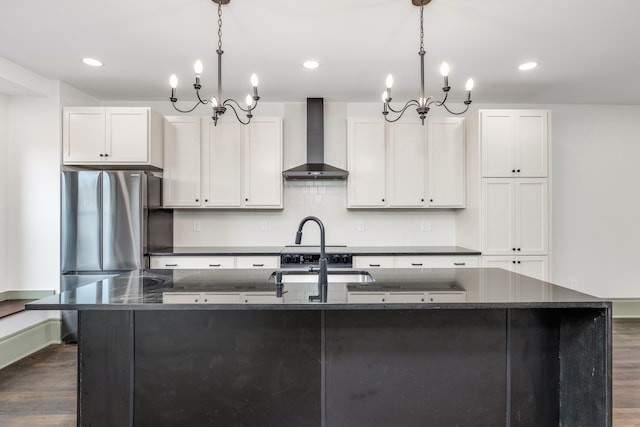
<box><xmin>1</xmin><ymin>0</ymin><xmax>639</xmax><ymax>105</ymax></box>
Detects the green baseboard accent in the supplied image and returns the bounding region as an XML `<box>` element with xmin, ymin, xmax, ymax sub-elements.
<box><xmin>0</xmin><ymin>319</ymin><xmax>61</xmax><ymax>370</ymax></box>
<box><xmin>0</xmin><ymin>290</ymin><xmax>56</xmax><ymax>302</ymax></box>
<box><xmin>612</xmin><ymin>300</ymin><xmax>640</xmax><ymax>318</ymax></box>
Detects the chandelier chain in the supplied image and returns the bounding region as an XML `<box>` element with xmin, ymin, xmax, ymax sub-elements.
<box><xmin>217</xmin><ymin>1</ymin><xmax>223</xmax><ymax>52</ymax></box>
<box><xmin>419</xmin><ymin>2</ymin><xmax>424</xmax><ymax>54</ymax></box>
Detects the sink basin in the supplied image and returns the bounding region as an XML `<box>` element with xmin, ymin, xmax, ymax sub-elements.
<box><xmin>270</xmin><ymin>270</ymin><xmax>374</xmax><ymax>284</ymax></box>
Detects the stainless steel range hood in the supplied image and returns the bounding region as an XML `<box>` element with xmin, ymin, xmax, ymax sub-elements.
<box><xmin>282</xmin><ymin>98</ymin><xmax>349</xmax><ymax>180</ymax></box>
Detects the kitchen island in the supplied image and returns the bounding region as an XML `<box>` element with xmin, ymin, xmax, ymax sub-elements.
<box><xmin>28</xmin><ymin>268</ymin><xmax>611</xmax><ymax>427</ymax></box>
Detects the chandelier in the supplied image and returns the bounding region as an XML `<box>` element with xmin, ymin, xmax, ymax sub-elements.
<box><xmin>382</xmin><ymin>0</ymin><xmax>473</xmax><ymax>124</ymax></box>
<box><xmin>169</xmin><ymin>0</ymin><xmax>260</xmax><ymax>126</ymax></box>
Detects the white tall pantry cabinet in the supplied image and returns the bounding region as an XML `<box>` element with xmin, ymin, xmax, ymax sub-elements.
<box><xmin>457</xmin><ymin>109</ymin><xmax>551</xmax><ymax>285</ymax></box>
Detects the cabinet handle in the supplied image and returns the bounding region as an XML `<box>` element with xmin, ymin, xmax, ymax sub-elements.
<box><xmin>194</xmin><ymin>299</ymin><xmax>199</xmax><ymax>303</ymax></box>
<box><xmin>421</xmin><ymin>298</ymin><xmax>425</xmax><ymax>302</ymax></box>
<box><xmin>517</xmin><ymin>261</ymin><xmax>521</xmax><ymax>264</ymax></box>
<box><xmin>369</xmin><ymin>263</ymin><xmax>381</xmax><ymax>267</ymax></box>
<box><xmin>252</xmin><ymin>263</ymin><xmax>264</xmax><ymax>267</ymax></box>
<box><xmin>104</xmin><ymin>154</ymin><xmax>109</xmax><ymax>157</ymax></box>
<box><xmin>430</xmin><ymin>199</ymin><xmax>434</xmax><ymax>202</ymax></box>
<box><xmin>204</xmin><ymin>299</ymin><xmax>208</xmax><ymax>302</ymax></box>
<box><xmin>381</xmin><ymin>298</ymin><xmax>385</xmax><ymax>302</ymax></box>
<box><xmin>209</xmin><ymin>264</ymin><xmax>221</xmax><ymax>267</ymax></box>
<box><xmin>512</xmin><ymin>248</ymin><xmax>516</xmax><ymax>251</ymax></box>
<box><xmin>195</xmin><ymin>199</ymin><xmax>199</xmax><ymax>202</ymax></box>
<box><xmin>165</xmin><ymin>263</ymin><xmax>178</xmax><ymax>267</ymax></box>
<box><xmin>421</xmin><ymin>198</ymin><xmax>424</xmax><ymax>202</ymax></box>
<box><xmin>453</xmin><ymin>262</ymin><xmax>466</xmax><ymax>266</ymax></box>
<box><xmin>512</xmin><ymin>260</ymin><xmax>516</xmax><ymax>264</ymax></box>
<box><xmin>99</xmin><ymin>154</ymin><xmax>104</xmax><ymax>157</ymax></box>
<box><xmin>244</xmin><ymin>299</ymin><xmax>249</xmax><ymax>303</ymax></box>
<box><xmin>381</xmin><ymin>198</ymin><xmax>385</xmax><ymax>202</ymax></box>
<box><xmin>517</xmin><ymin>248</ymin><xmax>521</xmax><ymax>251</ymax></box>
<box><xmin>411</xmin><ymin>263</ymin><xmax>423</xmax><ymax>266</ymax></box>
<box><xmin>512</xmin><ymin>169</ymin><xmax>516</xmax><ymax>173</ymax></box>
<box><xmin>245</xmin><ymin>198</ymin><xmax>249</xmax><ymax>202</ymax></box>
<box><xmin>517</xmin><ymin>169</ymin><xmax>521</xmax><ymax>173</ymax></box>
<box><xmin>205</xmin><ymin>199</ymin><xmax>208</xmax><ymax>202</ymax></box>
<box><xmin>430</xmin><ymin>297</ymin><xmax>434</xmax><ymax>302</ymax></box>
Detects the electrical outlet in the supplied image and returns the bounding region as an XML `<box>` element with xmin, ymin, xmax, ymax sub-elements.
<box><xmin>260</xmin><ymin>221</ymin><xmax>268</xmax><ymax>232</ymax></box>
<box><xmin>420</xmin><ymin>220</ymin><xmax>432</xmax><ymax>231</ymax></box>
<box><xmin>357</xmin><ymin>221</ymin><xmax>365</xmax><ymax>232</ymax></box>
<box><xmin>570</xmin><ymin>279</ymin><xmax>578</xmax><ymax>289</ymax></box>
<box><xmin>193</xmin><ymin>221</ymin><xmax>201</xmax><ymax>232</ymax></box>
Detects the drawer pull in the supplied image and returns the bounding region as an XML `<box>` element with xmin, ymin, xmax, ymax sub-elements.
<box><xmin>209</xmin><ymin>264</ymin><xmax>221</xmax><ymax>267</ymax></box>
<box><xmin>411</xmin><ymin>263</ymin><xmax>423</xmax><ymax>267</ymax></box>
<box><xmin>252</xmin><ymin>263</ymin><xmax>265</xmax><ymax>267</ymax></box>
<box><xmin>194</xmin><ymin>299</ymin><xmax>199</xmax><ymax>303</ymax></box>
<box><xmin>453</xmin><ymin>262</ymin><xmax>466</xmax><ymax>266</ymax></box>
<box><xmin>165</xmin><ymin>263</ymin><xmax>178</xmax><ymax>267</ymax></box>
<box><xmin>369</xmin><ymin>263</ymin><xmax>381</xmax><ymax>267</ymax></box>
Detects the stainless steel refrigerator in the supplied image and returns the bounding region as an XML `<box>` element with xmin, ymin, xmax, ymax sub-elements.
<box><xmin>60</xmin><ymin>169</ymin><xmax>172</xmax><ymax>342</ymax></box>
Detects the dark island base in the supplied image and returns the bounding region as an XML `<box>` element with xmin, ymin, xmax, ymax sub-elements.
<box><xmin>78</xmin><ymin>308</ymin><xmax>610</xmax><ymax>427</ymax></box>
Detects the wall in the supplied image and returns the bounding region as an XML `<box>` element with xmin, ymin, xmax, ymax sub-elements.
<box><xmin>550</xmin><ymin>104</ymin><xmax>640</xmax><ymax>298</ymax></box>
<box><xmin>0</xmin><ymin>94</ymin><xmax>8</xmax><ymax>291</ymax></box>
<box><xmin>5</xmin><ymin>82</ymin><xmax>62</xmax><ymax>291</ymax></box>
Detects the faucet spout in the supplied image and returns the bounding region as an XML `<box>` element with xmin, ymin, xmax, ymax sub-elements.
<box><xmin>295</xmin><ymin>216</ymin><xmax>328</xmax><ymax>303</ymax></box>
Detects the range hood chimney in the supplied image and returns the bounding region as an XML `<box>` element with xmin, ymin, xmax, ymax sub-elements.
<box><xmin>282</xmin><ymin>98</ymin><xmax>349</xmax><ymax>180</ymax></box>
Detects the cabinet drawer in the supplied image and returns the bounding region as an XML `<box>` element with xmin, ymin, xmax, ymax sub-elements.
<box><xmin>352</xmin><ymin>256</ymin><xmax>394</xmax><ymax>269</ymax></box>
<box><xmin>242</xmin><ymin>293</ymin><xmax>283</xmax><ymax>304</ymax></box>
<box><xmin>387</xmin><ymin>292</ymin><xmax>426</xmax><ymax>303</ymax></box>
<box><xmin>162</xmin><ymin>293</ymin><xmax>201</xmax><ymax>304</ymax></box>
<box><xmin>347</xmin><ymin>292</ymin><xmax>387</xmax><ymax>303</ymax></box>
<box><xmin>150</xmin><ymin>256</ymin><xmax>234</xmax><ymax>269</ymax></box>
<box><xmin>202</xmin><ymin>293</ymin><xmax>242</xmax><ymax>304</ymax></box>
<box><xmin>393</xmin><ymin>255</ymin><xmax>479</xmax><ymax>268</ymax></box>
<box><xmin>425</xmin><ymin>292</ymin><xmax>467</xmax><ymax>302</ymax></box>
<box><xmin>235</xmin><ymin>256</ymin><xmax>279</xmax><ymax>269</ymax></box>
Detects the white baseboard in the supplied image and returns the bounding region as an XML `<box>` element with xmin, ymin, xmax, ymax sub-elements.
<box><xmin>613</xmin><ymin>300</ymin><xmax>640</xmax><ymax>318</ymax></box>
<box><xmin>0</xmin><ymin>318</ymin><xmax>61</xmax><ymax>370</ymax></box>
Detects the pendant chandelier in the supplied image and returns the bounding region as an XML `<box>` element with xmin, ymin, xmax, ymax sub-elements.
<box><xmin>169</xmin><ymin>0</ymin><xmax>260</xmax><ymax>126</ymax></box>
<box><xmin>382</xmin><ymin>0</ymin><xmax>473</xmax><ymax>124</ymax></box>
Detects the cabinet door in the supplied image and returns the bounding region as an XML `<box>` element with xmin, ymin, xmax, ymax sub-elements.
<box><xmin>106</xmin><ymin>108</ymin><xmax>149</xmax><ymax>162</ymax></box>
<box><xmin>235</xmin><ymin>256</ymin><xmax>279</xmax><ymax>269</ymax></box>
<box><xmin>387</xmin><ymin>119</ymin><xmax>425</xmax><ymax>207</ymax></box>
<box><xmin>482</xmin><ymin>179</ymin><xmax>515</xmax><ymax>254</ymax></box>
<box><xmin>515</xmin><ymin>178</ymin><xmax>548</xmax><ymax>254</ymax></box>
<box><xmin>204</xmin><ymin>120</ymin><xmax>242</xmax><ymax>207</ymax></box>
<box><xmin>481</xmin><ymin>256</ymin><xmax>517</xmax><ymax>301</ymax></box>
<box><xmin>244</xmin><ymin>118</ymin><xmax>283</xmax><ymax>207</ymax></box>
<box><xmin>516</xmin><ymin>111</ymin><xmax>548</xmax><ymax>177</ymax></box>
<box><xmin>481</xmin><ymin>111</ymin><xmax>516</xmax><ymax>177</ymax></box>
<box><xmin>63</xmin><ymin>108</ymin><xmax>106</xmax><ymax>162</ymax></box>
<box><xmin>347</xmin><ymin>118</ymin><xmax>387</xmax><ymax>207</ymax></box>
<box><xmin>515</xmin><ymin>256</ymin><xmax>548</xmax><ymax>281</ymax></box>
<box><xmin>163</xmin><ymin>117</ymin><xmax>202</xmax><ymax>207</ymax></box>
<box><xmin>427</xmin><ymin>117</ymin><xmax>465</xmax><ymax>207</ymax></box>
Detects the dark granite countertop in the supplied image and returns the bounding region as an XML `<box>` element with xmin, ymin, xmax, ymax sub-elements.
<box><xmin>149</xmin><ymin>246</ymin><xmax>481</xmax><ymax>256</ymax></box>
<box><xmin>27</xmin><ymin>268</ymin><xmax>608</xmax><ymax>311</ymax></box>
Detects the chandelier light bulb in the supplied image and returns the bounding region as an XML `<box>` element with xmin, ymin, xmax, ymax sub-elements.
<box><xmin>194</xmin><ymin>60</ymin><xmax>203</xmax><ymax>75</ymax></box>
<box><xmin>440</xmin><ymin>62</ymin><xmax>450</xmax><ymax>77</ymax></box>
<box><xmin>246</xmin><ymin>94</ymin><xmax>253</xmax><ymax>107</ymax></box>
<box><xmin>250</xmin><ymin>73</ymin><xmax>259</xmax><ymax>87</ymax></box>
<box><xmin>386</xmin><ymin>74</ymin><xmax>394</xmax><ymax>89</ymax></box>
<box><xmin>466</xmin><ymin>78</ymin><xmax>474</xmax><ymax>91</ymax></box>
<box><xmin>169</xmin><ymin>74</ymin><xmax>178</xmax><ymax>89</ymax></box>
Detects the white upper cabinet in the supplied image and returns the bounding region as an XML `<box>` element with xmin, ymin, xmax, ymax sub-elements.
<box><xmin>163</xmin><ymin>116</ymin><xmax>282</xmax><ymax>209</ymax></box>
<box><xmin>387</xmin><ymin>119</ymin><xmax>426</xmax><ymax>207</ymax></box>
<box><xmin>482</xmin><ymin>178</ymin><xmax>548</xmax><ymax>255</ymax></box>
<box><xmin>244</xmin><ymin>117</ymin><xmax>283</xmax><ymax>208</ymax></box>
<box><xmin>481</xmin><ymin>110</ymin><xmax>548</xmax><ymax>178</ymax></box>
<box><xmin>347</xmin><ymin>117</ymin><xmax>387</xmax><ymax>207</ymax></box>
<box><xmin>163</xmin><ymin>116</ymin><xmax>201</xmax><ymax>207</ymax></box>
<box><xmin>347</xmin><ymin>116</ymin><xmax>465</xmax><ymax>209</ymax></box>
<box><xmin>63</xmin><ymin>107</ymin><xmax>163</xmax><ymax>168</ymax></box>
<box><xmin>204</xmin><ymin>120</ymin><xmax>242</xmax><ymax>207</ymax></box>
<box><xmin>427</xmin><ymin>117</ymin><xmax>465</xmax><ymax>207</ymax></box>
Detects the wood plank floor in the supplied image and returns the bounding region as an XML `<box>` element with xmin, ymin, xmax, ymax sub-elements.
<box><xmin>0</xmin><ymin>319</ymin><xmax>639</xmax><ymax>426</ymax></box>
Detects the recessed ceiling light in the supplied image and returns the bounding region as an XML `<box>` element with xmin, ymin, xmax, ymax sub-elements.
<box><xmin>82</xmin><ymin>58</ymin><xmax>103</xmax><ymax>67</ymax></box>
<box><xmin>303</xmin><ymin>60</ymin><xmax>319</xmax><ymax>69</ymax></box>
<box><xmin>518</xmin><ymin>62</ymin><xmax>538</xmax><ymax>71</ymax></box>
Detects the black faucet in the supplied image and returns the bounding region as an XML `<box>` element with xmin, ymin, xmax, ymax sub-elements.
<box><xmin>295</xmin><ymin>216</ymin><xmax>328</xmax><ymax>303</ymax></box>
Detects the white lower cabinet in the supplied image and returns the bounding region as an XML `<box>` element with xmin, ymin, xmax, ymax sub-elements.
<box><xmin>163</xmin><ymin>292</ymin><xmax>282</xmax><ymax>304</ymax></box>
<box><xmin>353</xmin><ymin>255</ymin><xmax>479</xmax><ymax>269</ymax></box>
<box><xmin>482</xmin><ymin>255</ymin><xmax>548</xmax><ymax>281</ymax></box>
<box><xmin>150</xmin><ymin>255</ymin><xmax>279</xmax><ymax>270</ymax></box>
<box><xmin>347</xmin><ymin>290</ymin><xmax>466</xmax><ymax>304</ymax></box>
<box><xmin>482</xmin><ymin>255</ymin><xmax>549</xmax><ymax>301</ymax></box>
